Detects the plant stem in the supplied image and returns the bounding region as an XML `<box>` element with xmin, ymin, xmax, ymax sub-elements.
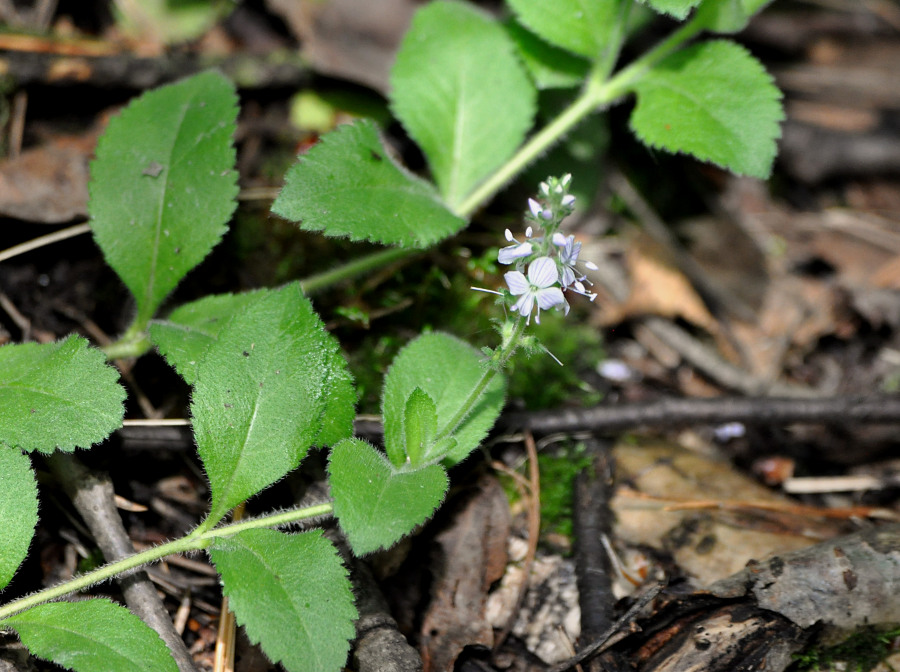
<box><xmin>433</xmin><ymin>317</ymin><xmax>526</xmax><ymax>443</ymax></box>
<box><xmin>0</xmin><ymin>502</ymin><xmax>333</xmax><ymax>621</ymax></box>
<box><xmin>300</xmin><ymin>246</ymin><xmax>421</xmax><ymax>295</ymax></box>
<box><xmin>102</xmin><ymin>321</ymin><xmax>151</xmax><ymax>359</ymax></box>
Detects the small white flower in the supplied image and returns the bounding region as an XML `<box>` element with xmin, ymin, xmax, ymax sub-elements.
<box><xmin>498</xmin><ymin>228</ymin><xmax>534</xmax><ymax>265</ymax></box>
<box><xmin>504</xmin><ymin>256</ymin><xmax>567</xmax><ymax>324</ymax></box>
<box><xmin>561</xmin><ymin>194</ymin><xmax>576</xmax><ymax>207</ymax></box>
<box><xmin>528</xmin><ymin>198</ymin><xmax>552</xmax><ymax>221</ymax></box>
<box><xmin>554</xmin><ymin>234</ymin><xmax>598</xmax><ymax>300</ymax></box>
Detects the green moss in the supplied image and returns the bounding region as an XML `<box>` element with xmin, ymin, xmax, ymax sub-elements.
<box><xmin>792</xmin><ymin>627</ymin><xmax>900</xmax><ymax>672</ymax></box>
<box><xmin>537</xmin><ymin>443</ymin><xmax>592</xmax><ymax>540</ymax></box>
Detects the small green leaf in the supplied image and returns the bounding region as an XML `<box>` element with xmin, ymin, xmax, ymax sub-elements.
<box><xmin>149</xmin><ymin>290</ymin><xmax>264</xmax><ymax>385</ymax></box>
<box><xmin>403</xmin><ymin>387</ymin><xmax>437</xmax><ymax>468</ymax></box>
<box><xmin>0</xmin><ymin>448</ymin><xmax>37</xmax><ymax>591</ymax></box>
<box><xmin>210</xmin><ymin>529</ymin><xmax>356</xmax><ymax>672</ymax></box>
<box><xmin>90</xmin><ymin>70</ymin><xmax>239</xmax><ymax>325</ymax></box>
<box><xmin>382</xmin><ymin>332</ymin><xmax>505</xmax><ymax>466</ymax></box>
<box><xmin>0</xmin><ymin>336</ymin><xmax>125</xmax><ymax>453</ymax></box>
<box><xmin>272</xmin><ymin>119</ymin><xmax>465</xmax><ymax>248</ymax></box>
<box><xmin>2</xmin><ymin>598</ymin><xmax>178</xmax><ymax>672</ymax></box>
<box><xmin>640</xmin><ymin>0</ymin><xmax>701</xmax><ymax>19</ymax></box>
<box><xmin>694</xmin><ymin>0</ymin><xmax>773</xmax><ymax>33</ymax></box>
<box><xmin>390</xmin><ymin>1</ymin><xmax>536</xmax><ymax>209</ymax></box>
<box><xmin>329</xmin><ymin>438</ymin><xmax>448</xmax><ymax>555</ymax></box>
<box><xmin>191</xmin><ymin>284</ymin><xmax>342</xmax><ymax>523</ymax></box>
<box><xmin>505</xmin><ymin>19</ymin><xmax>590</xmax><ymax>90</ymax></box>
<box><xmin>506</xmin><ymin>0</ymin><xmax>625</xmax><ymax>59</ymax></box>
<box><xmin>629</xmin><ymin>40</ymin><xmax>783</xmax><ymax>178</ymax></box>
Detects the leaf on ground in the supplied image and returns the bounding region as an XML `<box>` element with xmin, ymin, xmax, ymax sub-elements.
<box><xmin>210</xmin><ymin>529</ymin><xmax>356</xmax><ymax>672</ymax></box>
<box><xmin>629</xmin><ymin>40</ymin><xmax>784</xmax><ymax>178</ymax></box>
<box><xmin>328</xmin><ymin>438</ymin><xmax>448</xmax><ymax>556</ymax></box>
<box><xmin>0</xmin><ymin>336</ymin><xmax>125</xmax><ymax>453</ymax></box>
<box><xmin>390</xmin><ymin>1</ymin><xmax>536</xmax><ymax>209</ymax></box>
<box><xmin>90</xmin><ymin>70</ymin><xmax>239</xmax><ymax>325</ymax></box>
<box><xmin>272</xmin><ymin>119</ymin><xmax>464</xmax><ymax>248</ymax></box>
<box><xmin>506</xmin><ymin>0</ymin><xmax>624</xmax><ymax>59</ymax></box>
<box><xmin>191</xmin><ymin>284</ymin><xmax>353</xmax><ymax>524</ymax></box>
<box><xmin>0</xmin><ymin>448</ymin><xmax>38</xmax><ymax>591</ymax></box>
<box><xmin>382</xmin><ymin>332</ymin><xmax>505</xmax><ymax>466</ymax></box>
<box><xmin>1</xmin><ymin>598</ymin><xmax>178</xmax><ymax>672</ymax></box>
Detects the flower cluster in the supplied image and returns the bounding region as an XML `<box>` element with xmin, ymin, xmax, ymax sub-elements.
<box><xmin>475</xmin><ymin>175</ymin><xmax>598</xmax><ymax>325</ymax></box>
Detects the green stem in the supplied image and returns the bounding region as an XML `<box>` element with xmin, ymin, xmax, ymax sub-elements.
<box><xmin>433</xmin><ymin>317</ymin><xmax>526</xmax><ymax>443</ymax></box>
<box><xmin>101</xmin><ymin>321</ymin><xmax>151</xmax><ymax>360</ymax></box>
<box><xmin>300</xmin><ymin>246</ymin><xmax>420</xmax><ymax>295</ymax></box>
<box><xmin>0</xmin><ymin>502</ymin><xmax>333</xmax><ymax>622</ymax></box>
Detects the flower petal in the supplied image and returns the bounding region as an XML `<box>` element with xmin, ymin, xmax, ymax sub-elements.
<box><xmin>527</xmin><ymin>257</ymin><xmax>559</xmax><ymax>288</ymax></box>
<box><xmin>504</xmin><ymin>271</ymin><xmax>529</xmax><ymax>296</ymax></box>
<box><xmin>498</xmin><ymin>242</ymin><xmax>532</xmax><ymax>264</ymax></box>
<box><xmin>535</xmin><ymin>286</ymin><xmax>565</xmax><ymax>311</ymax></box>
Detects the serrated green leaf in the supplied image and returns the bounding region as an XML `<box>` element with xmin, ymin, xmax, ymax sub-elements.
<box><xmin>191</xmin><ymin>284</ymin><xmax>344</xmax><ymax>523</ymax></box>
<box><xmin>272</xmin><ymin>119</ymin><xmax>465</xmax><ymax>248</ymax></box>
<box><xmin>0</xmin><ymin>448</ymin><xmax>37</xmax><ymax>591</ymax></box>
<box><xmin>505</xmin><ymin>19</ymin><xmax>590</xmax><ymax>90</ymax></box>
<box><xmin>390</xmin><ymin>1</ymin><xmax>536</xmax><ymax>209</ymax></box>
<box><xmin>694</xmin><ymin>0</ymin><xmax>773</xmax><ymax>33</ymax></box>
<box><xmin>629</xmin><ymin>40</ymin><xmax>783</xmax><ymax>178</ymax></box>
<box><xmin>210</xmin><ymin>529</ymin><xmax>356</xmax><ymax>672</ymax></box>
<box><xmin>1</xmin><ymin>599</ymin><xmax>178</xmax><ymax>672</ymax></box>
<box><xmin>315</xmin><ymin>345</ymin><xmax>357</xmax><ymax>448</ymax></box>
<box><xmin>382</xmin><ymin>332</ymin><xmax>505</xmax><ymax>466</ymax></box>
<box><xmin>328</xmin><ymin>438</ymin><xmax>448</xmax><ymax>555</ymax></box>
<box><xmin>506</xmin><ymin>0</ymin><xmax>624</xmax><ymax>59</ymax></box>
<box><xmin>90</xmin><ymin>70</ymin><xmax>239</xmax><ymax>325</ymax></box>
<box><xmin>149</xmin><ymin>290</ymin><xmax>264</xmax><ymax>385</ymax></box>
<box><xmin>640</xmin><ymin>0</ymin><xmax>701</xmax><ymax>19</ymax></box>
<box><xmin>403</xmin><ymin>387</ymin><xmax>437</xmax><ymax>468</ymax></box>
<box><xmin>0</xmin><ymin>336</ymin><xmax>125</xmax><ymax>453</ymax></box>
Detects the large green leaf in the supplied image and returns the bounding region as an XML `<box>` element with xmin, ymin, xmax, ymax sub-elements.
<box><xmin>0</xmin><ymin>336</ymin><xmax>125</xmax><ymax>453</ymax></box>
<box><xmin>90</xmin><ymin>70</ymin><xmax>239</xmax><ymax>325</ymax></box>
<box><xmin>0</xmin><ymin>448</ymin><xmax>37</xmax><ymax>591</ymax></box>
<box><xmin>694</xmin><ymin>0</ymin><xmax>773</xmax><ymax>33</ymax></box>
<box><xmin>382</xmin><ymin>332</ymin><xmax>505</xmax><ymax>466</ymax></box>
<box><xmin>272</xmin><ymin>119</ymin><xmax>464</xmax><ymax>248</ymax></box>
<box><xmin>630</xmin><ymin>40</ymin><xmax>783</xmax><ymax>178</ymax></box>
<box><xmin>505</xmin><ymin>19</ymin><xmax>590</xmax><ymax>90</ymax></box>
<box><xmin>210</xmin><ymin>529</ymin><xmax>356</xmax><ymax>672</ymax></box>
<box><xmin>191</xmin><ymin>284</ymin><xmax>352</xmax><ymax>524</ymax></box>
<box><xmin>1</xmin><ymin>599</ymin><xmax>178</xmax><ymax>672</ymax></box>
<box><xmin>506</xmin><ymin>0</ymin><xmax>626</xmax><ymax>59</ymax></box>
<box><xmin>328</xmin><ymin>438</ymin><xmax>448</xmax><ymax>556</ymax></box>
<box><xmin>390</xmin><ymin>1</ymin><xmax>536</xmax><ymax>209</ymax></box>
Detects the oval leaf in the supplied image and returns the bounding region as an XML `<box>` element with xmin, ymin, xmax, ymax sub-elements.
<box><xmin>272</xmin><ymin>119</ymin><xmax>465</xmax><ymax>248</ymax></box>
<box><xmin>90</xmin><ymin>70</ymin><xmax>239</xmax><ymax>325</ymax></box>
<box><xmin>0</xmin><ymin>336</ymin><xmax>125</xmax><ymax>453</ymax></box>
<box><xmin>382</xmin><ymin>332</ymin><xmax>505</xmax><ymax>466</ymax></box>
<box><xmin>630</xmin><ymin>40</ymin><xmax>784</xmax><ymax>178</ymax></box>
<box><xmin>2</xmin><ymin>599</ymin><xmax>178</xmax><ymax>672</ymax></box>
<box><xmin>0</xmin><ymin>448</ymin><xmax>38</xmax><ymax>591</ymax></box>
<box><xmin>403</xmin><ymin>387</ymin><xmax>437</xmax><ymax>468</ymax></box>
<box><xmin>210</xmin><ymin>529</ymin><xmax>356</xmax><ymax>672</ymax></box>
<box><xmin>390</xmin><ymin>1</ymin><xmax>536</xmax><ymax>209</ymax></box>
<box><xmin>506</xmin><ymin>0</ymin><xmax>624</xmax><ymax>59</ymax></box>
<box><xmin>640</xmin><ymin>0</ymin><xmax>701</xmax><ymax>19</ymax></box>
<box><xmin>191</xmin><ymin>284</ymin><xmax>345</xmax><ymax>523</ymax></box>
<box><xmin>328</xmin><ymin>438</ymin><xmax>448</xmax><ymax>555</ymax></box>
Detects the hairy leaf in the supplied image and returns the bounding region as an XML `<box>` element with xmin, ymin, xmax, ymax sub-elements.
<box><xmin>149</xmin><ymin>290</ymin><xmax>264</xmax><ymax>385</ymax></box>
<box><xmin>210</xmin><ymin>529</ymin><xmax>356</xmax><ymax>672</ymax></box>
<box><xmin>640</xmin><ymin>0</ymin><xmax>701</xmax><ymax>19</ymax></box>
<box><xmin>505</xmin><ymin>19</ymin><xmax>590</xmax><ymax>90</ymax></box>
<box><xmin>191</xmin><ymin>284</ymin><xmax>351</xmax><ymax>523</ymax></box>
<box><xmin>2</xmin><ymin>599</ymin><xmax>178</xmax><ymax>672</ymax></box>
<box><xmin>0</xmin><ymin>336</ymin><xmax>125</xmax><ymax>453</ymax></box>
<box><xmin>390</xmin><ymin>1</ymin><xmax>535</xmax><ymax>209</ymax></box>
<box><xmin>382</xmin><ymin>332</ymin><xmax>505</xmax><ymax>466</ymax></box>
<box><xmin>329</xmin><ymin>438</ymin><xmax>448</xmax><ymax>555</ymax></box>
<box><xmin>403</xmin><ymin>387</ymin><xmax>438</xmax><ymax>468</ymax></box>
<box><xmin>694</xmin><ymin>0</ymin><xmax>773</xmax><ymax>33</ymax></box>
<box><xmin>630</xmin><ymin>40</ymin><xmax>783</xmax><ymax>178</ymax></box>
<box><xmin>506</xmin><ymin>0</ymin><xmax>624</xmax><ymax>59</ymax></box>
<box><xmin>0</xmin><ymin>448</ymin><xmax>37</xmax><ymax>591</ymax></box>
<box><xmin>90</xmin><ymin>70</ymin><xmax>239</xmax><ymax>325</ymax></box>
<box><xmin>272</xmin><ymin>119</ymin><xmax>464</xmax><ymax>248</ymax></box>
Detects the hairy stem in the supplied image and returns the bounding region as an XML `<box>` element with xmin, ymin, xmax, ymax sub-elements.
<box><xmin>0</xmin><ymin>502</ymin><xmax>333</xmax><ymax>622</ymax></box>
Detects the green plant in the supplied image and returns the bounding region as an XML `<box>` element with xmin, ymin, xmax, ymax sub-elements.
<box><xmin>793</xmin><ymin>627</ymin><xmax>900</xmax><ymax>672</ymax></box>
<box><xmin>0</xmin><ymin>0</ymin><xmax>784</xmax><ymax>669</ymax></box>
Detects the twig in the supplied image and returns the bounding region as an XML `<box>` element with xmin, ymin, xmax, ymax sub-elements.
<box><xmin>45</xmin><ymin>453</ymin><xmax>198</xmax><ymax>672</ymax></box>
<box><xmin>0</xmin><ymin>222</ymin><xmax>92</xmax><ymax>264</ymax></box>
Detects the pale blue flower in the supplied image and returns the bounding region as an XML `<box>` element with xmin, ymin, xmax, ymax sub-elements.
<box><xmin>498</xmin><ymin>227</ymin><xmax>534</xmax><ymax>265</ymax></box>
<box><xmin>528</xmin><ymin>198</ymin><xmax>552</xmax><ymax>221</ymax></box>
<box><xmin>552</xmin><ymin>233</ymin><xmax>598</xmax><ymax>300</ymax></box>
<box><xmin>504</xmin><ymin>256</ymin><xmax>567</xmax><ymax>324</ymax></box>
